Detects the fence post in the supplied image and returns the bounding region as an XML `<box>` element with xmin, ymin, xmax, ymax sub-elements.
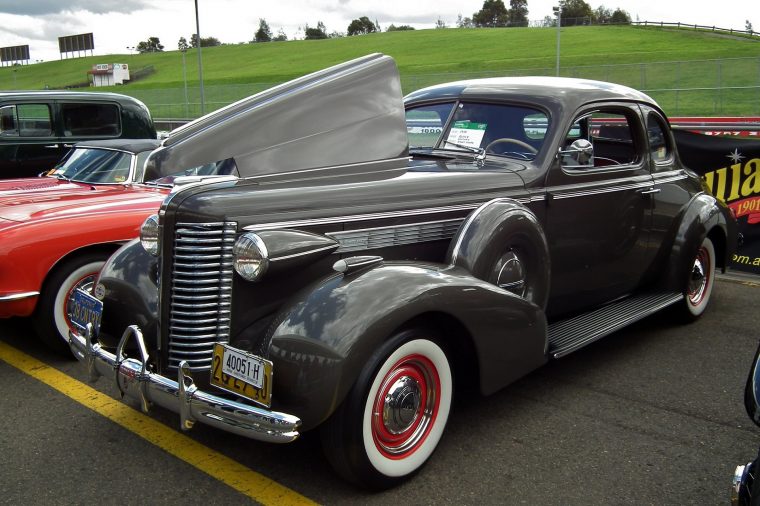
<box><xmin>675</xmin><ymin>61</ymin><xmax>681</xmax><ymax>114</ymax></box>
<box><xmin>717</xmin><ymin>60</ymin><xmax>722</xmax><ymax>114</ymax></box>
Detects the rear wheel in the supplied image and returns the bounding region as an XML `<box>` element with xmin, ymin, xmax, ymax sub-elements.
<box><xmin>33</xmin><ymin>254</ymin><xmax>106</xmax><ymax>356</ymax></box>
<box><xmin>680</xmin><ymin>236</ymin><xmax>715</xmax><ymax>320</ymax></box>
<box><xmin>321</xmin><ymin>328</ymin><xmax>452</xmax><ymax>489</ymax></box>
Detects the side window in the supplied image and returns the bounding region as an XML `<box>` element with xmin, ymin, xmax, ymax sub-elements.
<box><xmin>406</xmin><ymin>103</ymin><xmax>454</xmax><ymax>148</ymax></box>
<box><xmin>561</xmin><ymin>109</ymin><xmax>641</xmax><ymax>169</ymax></box>
<box><xmin>647</xmin><ymin>113</ymin><xmax>671</xmax><ymax>163</ymax></box>
<box><xmin>0</xmin><ymin>105</ymin><xmax>18</xmax><ymax>136</ymax></box>
<box><xmin>16</xmin><ymin>104</ymin><xmax>53</xmax><ymax>137</ymax></box>
<box><xmin>61</xmin><ymin>102</ymin><xmax>121</xmax><ymax>137</ymax></box>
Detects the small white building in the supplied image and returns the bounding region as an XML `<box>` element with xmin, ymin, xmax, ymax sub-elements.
<box><xmin>88</xmin><ymin>63</ymin><xmax>130</xmax><ymax>86</ymax></box>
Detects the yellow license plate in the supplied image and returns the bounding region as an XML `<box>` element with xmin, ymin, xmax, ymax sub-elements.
<box><xmin>210</xmin><ymin>343</ymin><xmax>273</xmax><ymax>408</ymax></box>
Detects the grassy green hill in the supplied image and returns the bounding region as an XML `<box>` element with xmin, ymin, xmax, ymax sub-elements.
<box><xmin>2</xmin><ymin>25</ymin><xmax>757</xmax><ymax>116</ymax></box>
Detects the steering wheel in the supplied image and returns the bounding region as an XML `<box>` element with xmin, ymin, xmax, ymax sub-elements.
<box><xmin>485</xmin><ymin>138</ymin><xmax>538</xmax><ymax>154</ymax></box>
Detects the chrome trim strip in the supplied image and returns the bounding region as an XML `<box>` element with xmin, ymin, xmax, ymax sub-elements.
<box><xmin>547</xmin><ymin>181</ymin><xmax>653</xmax><ymax>200</ymax></box>
<box><xmin>244</xmin><ymin>198</ymin><xmax>537</xmax><ymax>232</ymax></box>
<box><xmin>270</xmin><ymin>244</ymin><xmax>339</xmax><ymax>262</ymax></box>
<box><xmin>0</xmin><ymin>291</ymin><xmax>39</xmax><ymax>302</ymax></box>
<box><xmin>69</xmin><ymin>325</ymin><xmax>300</xmax><ymax>443</ymax></box>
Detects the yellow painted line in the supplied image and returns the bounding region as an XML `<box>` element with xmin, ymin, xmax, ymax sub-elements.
<box><xmin>0</xmin><ymin>342</ymin><xmax>318</xmax><ymax>506</ymax></box>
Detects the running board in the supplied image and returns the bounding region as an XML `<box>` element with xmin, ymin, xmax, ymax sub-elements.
<box><xmin>548</xmin><ymin>292</ymin><xmax>683</xmax><ymax>359</ymax></box>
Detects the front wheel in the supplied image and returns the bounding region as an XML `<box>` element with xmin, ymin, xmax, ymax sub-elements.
<box><xmin>33</xmin><ymin>254</ymin><xmax>107</xmax><ymax>356</ymax></box>
<box><xmin>679</xmin><ymin>236</ymin><xmax>716</xmax><ymax>320</ymax></box>
<box><xmin>321</xmin><ymin>328</ymin><xmax>452</xmax><ymax>489</ymax></box>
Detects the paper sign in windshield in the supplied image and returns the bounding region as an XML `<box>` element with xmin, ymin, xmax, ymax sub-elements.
<box><xmin>445</xmin><ymin>121</ymin><xmax>487</xmax><ymax>148</ymax></box>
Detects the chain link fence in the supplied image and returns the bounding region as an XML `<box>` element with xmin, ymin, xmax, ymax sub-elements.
<box><xmin>133</xmin><ymin>56</ymin><xmax>760</xmax><ymax>121</ymax></box>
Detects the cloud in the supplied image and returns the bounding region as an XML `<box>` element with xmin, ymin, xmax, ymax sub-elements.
<box><xmin>0</xmin><ymin>0</ymin><xmax>151</xmax><ymax>16</ymax></box>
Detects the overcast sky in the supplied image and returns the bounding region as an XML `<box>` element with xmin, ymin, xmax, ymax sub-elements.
<box><xmin>0</xmin><ymin>0</ymin><xmax>757</xmax><ymax>63</ymax></box>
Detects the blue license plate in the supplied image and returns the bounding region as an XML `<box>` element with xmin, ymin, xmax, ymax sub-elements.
<box><xmin>69</xmin><ymin>288</ymin><xmax>103</xmax><ymax>336</ymax></box>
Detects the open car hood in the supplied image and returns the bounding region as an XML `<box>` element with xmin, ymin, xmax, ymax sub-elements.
<box><xmin>143</xmin><ymin>53</ymin><xmax>409</xmax><ymax>181</ymax></box>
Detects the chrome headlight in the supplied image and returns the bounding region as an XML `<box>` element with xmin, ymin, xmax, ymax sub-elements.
<box><xmin>140</xmin><ymin>214</ymin><xmax>160</xmax><ymax>256</ymax></box>
<box><xmin>233</xmin><ymin>232</ymin><xmax>269</xmax><ymax>281</ymax></box>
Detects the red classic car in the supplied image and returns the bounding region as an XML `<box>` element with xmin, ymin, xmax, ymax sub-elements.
<box><xmin>0</xmin><ymin>139</ymin><xmax>165</xmax><ymax>352</ymax></box>
<box><xmin>0</xmin><ymin>138</ymin><xmax>237</xmax><ymax>353</ymax></box>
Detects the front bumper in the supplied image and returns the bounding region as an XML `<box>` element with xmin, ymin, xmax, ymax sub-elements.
<box><xmin>69</xmin><ymin>324</ymin><xmax>301</xmax><ymax>443</ymax></box>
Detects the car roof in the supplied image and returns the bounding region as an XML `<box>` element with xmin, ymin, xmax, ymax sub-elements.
<box><xmin>0</xmin><ymin>90</ymin><xmax>146</xmax><ymax>104</ymax></box>
<box><xmin>404</xmin><ymin>76</ymin><xmax>659</xmax><ymax>111</ymax></box>
<box><xmin>74</xmin><ymin>138</ymin><xmax>161</xmax><ymax>154</ymax></box>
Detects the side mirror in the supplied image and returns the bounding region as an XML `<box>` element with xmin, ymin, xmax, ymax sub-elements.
<box><xmin>559</xmin><ymin>139</ymin><xmax>594</xmax><ymax>168</ymax></box>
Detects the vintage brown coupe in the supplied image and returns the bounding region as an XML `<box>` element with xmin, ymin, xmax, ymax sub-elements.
<box><xmin>69</xmin><ymin>54</ymin><xmax>736</xmax><ymax>488</ymax></box>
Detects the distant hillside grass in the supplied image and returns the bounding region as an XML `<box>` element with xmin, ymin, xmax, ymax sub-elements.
<box><xmin>2</xmin><ymin>25</ymin><xmax>757</xmax><ymax>116</ymax></box>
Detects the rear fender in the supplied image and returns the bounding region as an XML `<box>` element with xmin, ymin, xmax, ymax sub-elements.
<box><xmin>266</xmin><ymin>261</ymin><xmax>547</xmax><ymax>429</ymax></box>
<box><xmin>663</xmin><ymin>192</ymin><xmax>735</xmax><ymax>292</ymax></box>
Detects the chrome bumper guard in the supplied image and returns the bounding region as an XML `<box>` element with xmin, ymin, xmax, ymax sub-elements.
<box><xmin>69</xmin><ymin>324</ymin><xmax>301</xmax><ymax>443</ymax></box>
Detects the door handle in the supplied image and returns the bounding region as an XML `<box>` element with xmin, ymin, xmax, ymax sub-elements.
<box><xmin>638</xmin><ymin>187</ymin><xmax>661</xmax><ymax>195</ymax></box>
<box><xmin>62</xmin><ymin>143</ymin><xmax>74</xmax><ymax>148</ymax></box>
<box><xmin>43</xmin><ymin>144</ymin><xmax>60</xmax><ymax>149</ymax></box>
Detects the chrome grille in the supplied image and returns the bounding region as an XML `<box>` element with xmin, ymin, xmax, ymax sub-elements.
<box><xmin>168</xmin><ymin>221</ymin><xmax>237</xmax><ymax>370</ymax></box>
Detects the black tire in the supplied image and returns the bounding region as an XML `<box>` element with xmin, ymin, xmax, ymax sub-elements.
<box><xmin>33</xmin><ymin>253</ymin><xmax>107</xmax><ymax>356</ymax></box>
<box><xmin>677</xmin><ymin>236</ymin><xmax>716</xmax><ymax>321</ymax></box>
<box><xmin>320</xmin><ymin>328</ymin><xmax>453</xmax><ymax>489</ymax></box>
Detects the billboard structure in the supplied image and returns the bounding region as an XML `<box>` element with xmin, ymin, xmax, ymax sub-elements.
<box><xmin>58</xmin><ymin>33</ymin><xmax>94</xmax><ymax>59</ymax></box>
<box><xmin>0</xmin><ymin>45</ymin><xmax>30</xmax><ymax>66</ymax></box>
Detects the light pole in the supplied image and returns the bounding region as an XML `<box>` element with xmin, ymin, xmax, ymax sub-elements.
<box><xmin>181</xmin><ymin>47</ymin><xmax>189</xmax><ymax>118</ymax></box>
<box><xmin>194</xmin><ymin>0</ymin><xmax>206</xmax><ymax>115</ymax></box>
<box><xmin>553</xmin><ymin>3</ymin><xmax>562</xmax><ymax>76</ymax></box>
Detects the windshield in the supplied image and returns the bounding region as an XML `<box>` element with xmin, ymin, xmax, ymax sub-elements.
<box><xmin>51</xmin><ymin>148</ymin><xmax>133</xmax><ymax>184</ymax></box>
<box><xmin>406</xmin><ymin>102</ymin><xmax>549</xmax><ymax>161</ymax></box>
<box><xmin>147</xmin><ymin>158</ymin><xmax>238</xmax><ymax>186</ymax></box>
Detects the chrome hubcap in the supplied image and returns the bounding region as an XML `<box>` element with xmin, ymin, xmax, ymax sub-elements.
<box><xmin>687</xmin><ymin>248</ymin><xmax>708</xmax><ymax>305</ymax></box>
<box><xmin>383</xmin><ymin>376</ymin><xmax>422</xmax><ymax>434</ymax></box>
<box><xmin>371</xmin><ymin>353</ymin><xmax>440</xmax><ymax>457</ymax></box>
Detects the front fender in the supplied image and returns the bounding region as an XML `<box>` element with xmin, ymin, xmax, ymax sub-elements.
<box><xmin>96</xmin><ymin>239</ymin><xmax>160</xmax><ymax>349</ymax></box>
<box><xmin>266</xmin><ymin>261</ymin><xmax>547</xmax><ymax>430</ymax></box>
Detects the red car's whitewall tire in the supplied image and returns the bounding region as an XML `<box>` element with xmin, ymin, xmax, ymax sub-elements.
<box><xmin>34</xmin><ymin>254</ymin><xmax>106</xmax><ymax>355</ymax></box>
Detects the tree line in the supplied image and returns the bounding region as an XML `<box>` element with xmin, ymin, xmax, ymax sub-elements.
<box><xmin>133</xmin><ymin>0</ymin><xmax>634</xmax><ymax>53</ymax></box>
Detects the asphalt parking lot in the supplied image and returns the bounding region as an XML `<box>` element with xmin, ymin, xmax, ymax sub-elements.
<box><xmin>1</xmin><ymin>276</ymin><xmax>759</xmax><ymax>505</ymax></box>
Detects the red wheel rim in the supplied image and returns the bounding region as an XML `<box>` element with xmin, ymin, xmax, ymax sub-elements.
<box><xmin>63</xmin><ymin>272</ymin><xmax>98</xmax><ymax>330</ymax></box>
<box><xmin>371</xmin><ymin>353</ymin><xmax>441</xmax><ymax>459</ymax></box>
<box><xmin>687</xmin><ymin>246</ymin><xmax>710</xmax><ymax>306</ymax></box>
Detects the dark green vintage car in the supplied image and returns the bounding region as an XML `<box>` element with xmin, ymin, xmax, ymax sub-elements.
<box><xmin>68</xmin><ymin>54</ymin><xmax>736</xmax><ymax>488</ymax></box>
<box><xmin>0</xmin><ymin>91</ymin><xmax>156</xmax><ymax>178</ymax></box>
